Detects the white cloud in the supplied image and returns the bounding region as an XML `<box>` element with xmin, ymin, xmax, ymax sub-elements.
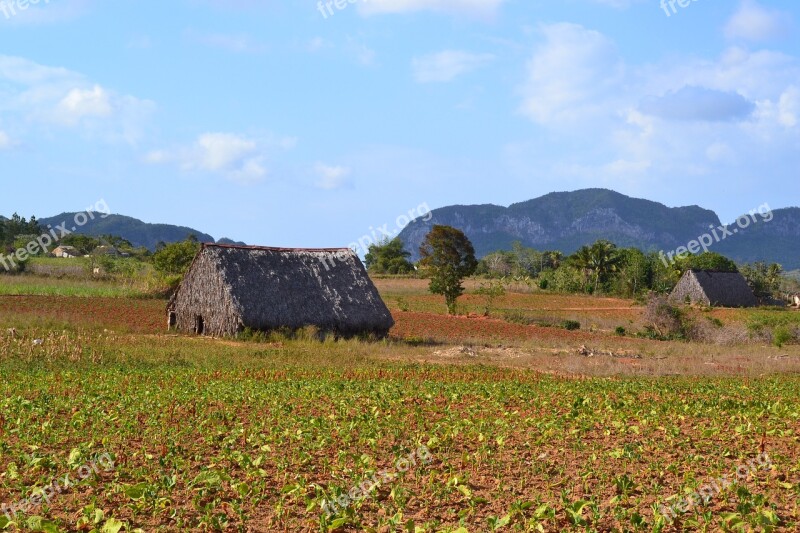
<box><xmin>778</xmin><ymin>86</ymin><xmax>799</xmax><ymax>127</ymax></box>
<box><xmin>412</xmin><ymin>50</ymin><xmax>494</xmax><ymax>83</ymax></box>
<box><xmin>146</xmin><ymin>132</ymin><xmax>294</xmax><ymax>185</ymax></box>
<box><xmin>510</xmin><ymin>23</ymin><xmax>800</xmax><ymax>199</ymax></box>
<box><xmin>197</xmin><ymin>133</ymin><xmax>257</xmax><ymax>172</ymax></box>
<box><xmin>359</xmin><ymin>0</ymin><xmax>505</xmax><ymax>17</ymax></box>
<box><xmin>314</xmin><ymin>163</ymin><xmax>351</xmax><ymax>190</ymax></box>
<box><xmin>143</xmin><ymin>150</ymin><xmax>171</xmax><ymax>165</ymax></box>
<box><xmin>519</xmin><ymin>23</ymin><xmax>623</xmax><ymax>125</ymax></box>
<box><xmin>0</xmin><ymin>55</ymin><xmax>155</xmax><ymax>144</ymax></box>
<box><xmin>725</xmin><ymin>0</ymin><xmax>790</xmax><ymax>42</ymax></box>
<box><xmin>0</xmin><ymin>130</ymin><xmax>11</xmax><ymax>149</ymax></box>
<box><xmin>54</xmin><ymin>85</ymin><xmax>113</xmax><ymax>125</ymax></box>
<box><xmin>0</xmin><ymin>0</ymin><xmax>91</xmax><ymax>26</ymax></box>
<box><xmin>228</xmin><ymin>157</ymin><xmax>268</xmax><ymax>185</ymax></box>
<box><xmin>305</xmin><ymin>35</ymin><xmax>374</xmax><ymax>66</ymax></box>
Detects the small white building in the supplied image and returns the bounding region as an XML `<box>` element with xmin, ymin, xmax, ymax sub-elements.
<box><xmin>51</xmin><ymin>246</ymin><xmax>80</xmax><ymax>258</ymax></box>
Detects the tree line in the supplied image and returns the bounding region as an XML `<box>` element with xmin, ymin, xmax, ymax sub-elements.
<box><xmin>1</xmin><ymin>214</ymin><xmax>200</xmax><ymax>287</ymax></box>
<box><xmin>365</xmin><ymin>226</ymin><xmax>790</xmax><ymax>314</ymax></box>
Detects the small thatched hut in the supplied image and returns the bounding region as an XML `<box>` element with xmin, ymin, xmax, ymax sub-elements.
<box><xmin>669</xmin><ymin>269</ymin><xmax>758</xmax><ymax>308</ymax></box>
<box><xmin>167</xmin><ymin>244</ymin><xmax>394</xmax><ymax>337</ymax></box>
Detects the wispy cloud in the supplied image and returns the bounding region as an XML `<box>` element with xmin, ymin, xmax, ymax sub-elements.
<box><xmin>146</xmin><ymin>132</ymin><xmax>296</xmax><ymax>185</ymax></box>
<box><xmin>314</xmin><ymin>163</ymin><xmax>352</xmax><ymax>190</ymax></box>
<box><xmin>519</xmin><ymin>23</ymin><xmax>623</xmax><ymax>125</ymax></box>
<box><xmin>0</xmin><ymin>0</ymin><xmax>91</xmax><ymax>25</ymax></box>
<box><xmin>345</xmin><ymin>36</ymin><xmax>377</xmax><ymax>66</ymax></box>
<box><xmin>0</xmin><ymin>130</ymin><xmax>12</xmax><ymax>149</ymax></box>
<box><xmin>510</xmin><ymin>21</ymin><xmax>800</xmax><ymax>194</ymax></box>
<box><xmin>53</xmin><ymin>85</ymin><xmax>114</xmax><ymax>125</ymax></box>
<box><xmin>0</xmin><ymin>54</ymin><xmax>155</xmax><ymax>144</ymax></box>
<box><xmin>412</xmin><ymin>50</ymin><xmax>494</xmax><ymax>83</ymax></box>
<box><xmin>359</xmin><ymin>0</ymin><xmax>505</xmax><ymax>18</ymax></box>
<box><xmin>306</xmin><ymin>37</ymin><xmax>331</xmax><ymax>53</ymax></box>
<box><xmin>725</xmin><ymin>0</ymin><xmax>791</xmax><ymax>42</ymax></box>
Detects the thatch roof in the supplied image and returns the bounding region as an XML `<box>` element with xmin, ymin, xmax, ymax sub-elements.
<box><xmin>92</xmin><ymin>245</ymin><xmax>119</xmax><ymax>256</ymax></box>
<box><xmin>670</xmin><ymin>269</ymin><xmax>758</xmax><ymax>308</ymax></box>
<box><xmin>168</xmin><ymin>243</ymin><xmax>394</xmax><ymax>336</ymax></box>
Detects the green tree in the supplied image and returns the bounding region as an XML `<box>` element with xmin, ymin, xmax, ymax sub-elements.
<box><xmin>568</xmin><ymin>240</ymin><xmax>622</xmax><ymax>293</ymax></box>
<box><xmin>511</xmin><ymin>241</ymin><xmax>543</xmax><ymax>277</ymax></box>
<box><xmin>419</xmin><ymin>225</ymin><xmax>478</xmax><ymax>315</ymax></box>
<box><xmin>678</xmin><ymin>252</ymin><xmax>738</xmax><ymax>273</ymax></box>
<box><xmin>614</xmin><ymin>248</ymin><xmax>652</xmax><ymax>297</ymax></box>
<box><xmin>152</xmin><ymin>237</ymin><xmax>201</xmax><ymax>276</ymax></box>
<box><xmin>364</xmin><ymin>238</ymin><xmax>414</xmax><ymax>275</ymax></box>
<box><xmin>1</xmin><ymin>213</ymin><xmax>40</xmax><ymax>250</ymax></box>
<box><xmin>540</xmin><ymin>265</ymin><xmax>586</xmax><ymax>293</ymax></box>
<box><xmin>740</xmin><ymin>262</ymin><xmax>783</xmax><ymax>298</ymax></box>
<box><xmin>542</xmin><ymin>250</ymin><xmax>564</xmax><ymax>271</ymax></box>
<box><xmin>648</xmin><ymin>252</ymin><xmax>682</xmax><ymax>294</ymax></box>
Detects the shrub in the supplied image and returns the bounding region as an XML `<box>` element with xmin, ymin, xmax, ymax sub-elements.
<box><xmin>503</xmin><ymin>310</ymin><xmax>535</xmax><ymax>326</ymax></box>
<box><xmin>404</xmin><ymin>336</ymin><xmax>429</xmax><ymax>346</ymax></box>
<box><xmin>152</xmin><ymin>238</ymin><xmax>201</xmax><ymax>277</ymax></box>
<box><xmin>396</xmin><ymin>297</ymin><xmax>410</xmax><ymax>312</ymax></box>
<box><xmin>562</xmin><ymin>320</ymin><xmax>581</xmax><ymax>331</ymax></box>
<box><xmin>238</xmin><ymin>327</ymin><xmax>270</xmax><ymax>343</ymax></box>
<box><xmin>773</xmin><ymin>326</ymin><xmax>793</xmax><ymax>348</ymax></box>
<box><xmin>475</xmin><ymin>280</ymin><xmax>506</xmax><ymax>317</ymax></box>
<box><xmin>545</xmin><ymin>266</ymin><xmax>586</xmax><ymax>294</ymax></box>
<box><xmin>297</xmin><ymin>325</ymin><xmax>323</xmax><ymax>341</ymax></box>
<box><xmin>615</xmin><ymin>326</ymin><xmax>626</xmax><ymax>336</ymax></box>
<box><xmin>643</xmin><ymin>295</ymin><xmax>694</xmax><ymax>340</ymax></box>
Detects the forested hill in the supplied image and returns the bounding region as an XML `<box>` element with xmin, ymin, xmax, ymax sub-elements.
<box><xmin>37</xmin><ymin>213</ymin><xmax>216</xmax><ymax>251</ymax></box>
<box><xmin>397</xmin><ymin>189</ymin><xmax>800</xmax><ymax>269</ymax></box>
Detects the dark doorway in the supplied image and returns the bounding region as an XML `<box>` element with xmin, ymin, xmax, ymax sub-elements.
<box><xmin>168</xmin><ymin>312</ymin><xmax>177</xmax><ymax>329</ymax></box>
<box><xmin>195</xmin><ymin>315</ymin><xmax>204</xmax><ymax>335</ymax></box>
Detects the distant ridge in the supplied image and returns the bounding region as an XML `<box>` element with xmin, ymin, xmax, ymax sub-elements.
<box><xmin>397</xmin><ymin>189</ymin><xmax>800</xmax><ymax>269</ymax></box>
<box><xmin>37</xmin><ymin>213</ymin><xmax>220</xmax><ymax>251</ymax></box>
<box><xmin>216</xmin><ymin>237</ymin><xmax>248</xmax><ymax>247</ymax></box>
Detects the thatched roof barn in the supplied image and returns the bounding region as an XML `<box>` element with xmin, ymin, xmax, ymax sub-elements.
<box><xmin>167</xmin><ymin>244</ymin><xmax>394</xmax><ymax>337</ymax></box>
<box><xmin>669</xmin><ymin>270</ymin><xmax>758</xmax><ymax>308</ymax></box>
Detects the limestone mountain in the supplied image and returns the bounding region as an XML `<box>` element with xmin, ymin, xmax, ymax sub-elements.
<box><xmin>397</xmin><ymin>189</ymin><xmax>800</xmax><ymax>269</ymax></box>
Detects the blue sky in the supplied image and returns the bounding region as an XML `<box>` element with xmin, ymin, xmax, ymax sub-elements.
<box><xmin>1</xmin><ymin>0</ymin><xmax>798</xmax><ymax>247</ymax></box>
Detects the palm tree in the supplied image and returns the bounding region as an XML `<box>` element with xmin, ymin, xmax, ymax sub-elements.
<box><xmin>591</xmin><ymin>240</ymin><xmax>623</xmax><ymax>292</ymax></box>
<box><xmin>569</xmin><ymin>246</ymin><xmax>594</xmax><ymax>288</ymax></box>
<box><xmin>569</xmin><ymin>240</ymin><xmax>622</xmax><ymax>293</ymax></box>
<box><xmin>543</xmin><ymin>250</ymin><xmax>563</xmax><ymax>270</ymax></box>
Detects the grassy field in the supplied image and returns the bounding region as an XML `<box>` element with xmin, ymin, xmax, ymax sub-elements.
<box><xmin>0</xmin><ymin>277</ymin><xmax>143</xmax><ymax>298</ymax></box>
<box><xmin>0</xmin><ymin>275</ymin><xmax>798</xmax><ymax>532</ymax></box>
